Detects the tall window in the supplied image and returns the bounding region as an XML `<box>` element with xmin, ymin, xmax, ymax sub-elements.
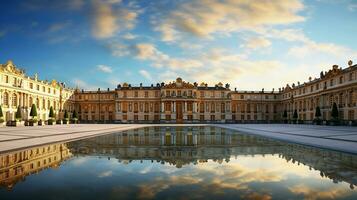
<box><xmin>36</xmin><ymin>98</ymin><xmax>40</xmax><ymax>108</ymax></box>
<box><xmin>12</xmin><ymin>93</ymin><xmax>17</xmax><ymax>107</ymax></box>
<box><xmin>3</xmin><ymin>92</ymin><xmax>9</xmax><ymax>106</ymax></box>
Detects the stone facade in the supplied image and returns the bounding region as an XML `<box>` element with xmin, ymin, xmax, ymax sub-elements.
<box><xmin>0</xmin><ymin>60</ymin><xmax>75</xmax><ymax>123</ymax></box>
<box><xmin>1</xmin><ymin>60</ymin><xmax>357</xmax><ymax>124</ymax></box>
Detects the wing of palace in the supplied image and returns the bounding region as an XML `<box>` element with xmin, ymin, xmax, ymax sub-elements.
<box><xmin>0</xmin><ymin>60</ymin><xmax>357</xmax><ymax>123</ymax></box>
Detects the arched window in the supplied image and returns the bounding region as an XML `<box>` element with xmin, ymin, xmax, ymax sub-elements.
<box><xmin>12</xmin><ymin>93</ymin><xmax>17</xmax><ymax>107</ymax></box>
<box><xmin>48</xmin><ymin>100</ymin><xmax>51</xmax><ymax>109</ymax></box>
<box><xmin>3</xmin><ymin>92</ymin><xmax>9</xmax><ymax>106</ymax></box>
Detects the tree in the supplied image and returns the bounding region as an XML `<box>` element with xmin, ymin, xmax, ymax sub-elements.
<box><xmin>49</xmin><ymin>106</ymin><xmax>54</xmax><ymax>119</ymax></box>
<box><xmin>282</xmin><ymin>110</ymin><xmax>288</xmax><ymax>123</ymax></box>
<box><xmin>331</xmin><ymin>102</ymin><xmax>339</xmax><ymax>119</ymax></box>
<box><xmin>30</xmin><ymin>104</ymin><xmax>38</xmax><ymax>119</ymax></box>
<box><xmin>293</xmin><ymin>109</ymin><xmax>298</xmax><ymax>123</ymax></box>
<box><xmin>64</xmin><ymin>110</ymin><xmax>69</xmax><ymax>119</ymax></box>
<box><xmin>72</xmin><ymin>110</ymin><xmax>78</xmax><ymax>120</ymax></box>
<box><xmin>315</xmin><ymin>106</ymin><xmax>321</xmax><ymax>118</ymax></box>
<box><xmin>0</xmin><ymin>105</ymin><xmax>4</xmax><ymax>123</ymax></box>
<box><xmin>283</xmin><ymin>110</ymin><xmax>287</xmax><ymax>118</ymax></box>
<box><xmin>0</xmin><ymin>105</ymin><xmax>3</xmax><ymax>118</ymax></box>
<box><xmin>15</xmin><ymin>106</ymin><xmax>22</xmax><ymax>121</ymax></box>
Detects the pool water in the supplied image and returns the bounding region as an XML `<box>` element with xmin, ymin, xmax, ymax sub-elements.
<box><xmin>1</xmin><ymin>126</ymin><xmax>356</xmax><ymax>200</ymax></box>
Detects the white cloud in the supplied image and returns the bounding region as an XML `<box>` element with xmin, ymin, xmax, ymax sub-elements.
<box><xmin>109</xmin><ymin>42</ymin><xmax>203</xmax><ymax>70</ymax></box>
<box><xmin>155</xmin><ymin>0</ymin><xmax>305</xmax><ymax>41</ymax></box>
<box><xmin>122</xmin><ymin>33</ymin><xmax>137</xmax><ymax>39</ymax></box>
<box><xmin>72</xmin><ymin>78</ymin><xmax>99</xmax><ymax>90</ymax></box>
<box><xmin>243</xmin><ymin>37</ymin><xmax>272</xmax><ymax>50</ymax></box>
<box><xmin>97</xmin><ymin>65</ymin><xmax>113</xmax><ymax>73</ymax></box>
<box><xmin>139</xmin><ymin>69</ymin><xmax>152</xmax><ymax>81</ymax></box>
<box><xmin>98</xmin><ymin>170</ymin><xmax>113</xmax><ymax>178</ymax></box>
<box><xmin>91</xmin><ymin>0</ymin><xmax>138</xmax><ymax>39</ymax></box>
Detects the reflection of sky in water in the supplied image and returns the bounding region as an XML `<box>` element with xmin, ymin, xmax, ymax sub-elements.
<box><xmin>1</xmin><ymin>127</ymin><xmax>357</xmax><ymax>200</ymax></box>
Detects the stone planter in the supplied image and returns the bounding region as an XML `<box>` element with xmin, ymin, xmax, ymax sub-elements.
<box><xmin>47</xmin><ymin>119</ymin><xmax>55</xmax><ymax>125</ymax></box>
<box><xmin>10</xmin><ymin>120</ymin><xmax>25</xmax><ymax>127</ymax></box>
<box><xmin>38</xmin><ymin>120</ymin><xmax>45</xmax><ymax>126</ymax></box>
<box><xmin>0</xmin><ymin>122</ymin><xmax>5</xmax><ymax>127</ymax></box>
<box><xmin>28</xmin><ymin>120</ymin><xmax>38</xmax><ymax>126</ymax></box>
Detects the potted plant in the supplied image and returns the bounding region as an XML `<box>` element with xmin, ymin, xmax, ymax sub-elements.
<box><xmin>292</xmin><ymin>109</ymin><xmax>298</xmax><ymax>124</ymax></box>
<box><xmin>72</xmin><ymin>110</ymin><xmax>78</xmax><ymax>124</ymax></box>
<box><xmin>29</xmin><ymin>104</ymin><xmax>38</xmax><ymax>126</ymax></box>
<box><xmin>313</xmin><ymin>106</ymin><xmax>322</xmax><ymax>125</ymax></box>
<box><xmin>330</xmin><ymin>102</ymin><xmax>339</xmax><ymax>125</ymax></box>
<box><xmin>13</xmin><ymin>106</ymin><xmax>24</xmax><ymax>126</ymax></box>
<box><xmin>48</xmin><ymin>106</ymin><xmax>55</xmax><ymax>125</ymax></box>
<box><xmin>38</xmin><ymin>119</ymin><xmax>44</xmax><ymax>126</ymax></box>
<box><xmin>63</xmin><ymin>110</ymin><xmax>69</xmax><ymax>124</ymax></box>
<box><xmin>0</xmin><ymin>105</ymin><xmax>4</xmax><ymax>127</ymax></box>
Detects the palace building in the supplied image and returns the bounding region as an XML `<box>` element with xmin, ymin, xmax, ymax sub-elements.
<box><xmin>1</xmin><ymin>60</ymin><xmax>357</xmax><ymax>124</ymax></box>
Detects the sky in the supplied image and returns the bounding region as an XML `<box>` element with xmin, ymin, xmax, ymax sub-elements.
<box><xmin>0</xmin><ymin>0</ymin><xmax>357</xmax><ymax>91</ymax></box>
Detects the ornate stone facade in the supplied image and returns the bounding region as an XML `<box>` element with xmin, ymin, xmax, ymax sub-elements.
<box><xmin>1</xmin><ymin>60</ymin><xmax>357</xmax><ymax>123</ymax></box>
<box><xmin>0</xmin><ymin>60</ymin><xmax>75</xmax><ymax>123</ymax></box>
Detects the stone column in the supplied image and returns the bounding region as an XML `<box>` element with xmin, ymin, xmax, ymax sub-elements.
<box><xmin>161</xmin><ymin>102</ymin><xmax>164</xmax><ymax>112</ymax></box>
<box><xmin>184</xmin><ymin>102</ymin><xmax>187</xmax><ymax>112</ymax></box>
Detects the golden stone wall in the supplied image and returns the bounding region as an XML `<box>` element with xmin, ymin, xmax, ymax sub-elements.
<box><xmin>0</xmin><ymin>60</ymin><xmax>356</xmax><ymax>123</ymax></box>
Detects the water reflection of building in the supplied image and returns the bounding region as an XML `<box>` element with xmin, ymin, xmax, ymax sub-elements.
<box><xmin>68</xmin><ymin>127</ymin><xmax>357</xmax><ymax>189</ymax></box>
<box><xmin>0</xmin><ymin>143</ymin><xmax>72</xmax><ymax>190</ymax></box>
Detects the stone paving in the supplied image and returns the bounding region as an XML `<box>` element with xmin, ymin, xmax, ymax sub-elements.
<box><xmin>0</xmin><ymin>124</ymin><xmax>356</xmax><ymax>154</ymax></box>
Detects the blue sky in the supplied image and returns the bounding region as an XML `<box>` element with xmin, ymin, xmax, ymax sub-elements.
<box><xmin>0</xmin><ymin>0</ymin><xmax>357</xmax><ymax>90</ymax></box>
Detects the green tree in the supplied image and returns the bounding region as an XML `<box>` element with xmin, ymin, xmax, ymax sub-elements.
<box><xmin>30</xmin><ymin>104</ymin><xmax>38</xmax><ymax>119</ymax></box>
<box><xmin>72</xmin><ymin>110</ymin><xmax>78</xmax><ymax>120</ymax></box>
<box><xmin>49</xmin><ymin>106</ymin><xmax>54</xmax><ymax>119</ymax></box>
<box><xmin>282</xmin><ymin>110</ymin><xmax>288</xmax><ymax>123</ymax></box>
<box><xmin>293</xmin><ymin>109</ymin><xmax>298</xmax><ymax>123</ymax></box>
<box><xmin>331</xmin><ymin>102</ymin><xmax>339</xmax><ymax>119</ymax></box>
<box><xmin>0</xmin><ymin>105</ymin><xmax>3</xmax><ymax>118</ymax></box>
<box><xmin>0</xmin><ymin>105</ymin><xmax>4</xmax><ymax>123</ymax></box>
<box><xmin>64</xmin><ymin>110</ymin><xmax>69</xmax><ymax>119</ymax></box>
<box><xmin>315</xmin><ymin>106</ymin><xmax>321</xmax><ymax>118</ymax></box>
<box><xmin>15</xmin><ymin>106</ymin><xmax>22</xmax><ymax>121</ymax></box>
<box><xmin>283</xmin><ymin>110</ymin><xmax>287</xmax><ymax>118</ymax></box>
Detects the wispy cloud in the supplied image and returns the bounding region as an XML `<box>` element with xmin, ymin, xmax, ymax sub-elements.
<box><xmin>91</xmin><ymin>0</ymin><xmax>138</xmax><ymax>39</ymax></box>
<box><xmin>97</xmin><ymin>64</ymin><xmax>113</xmax><ymax>73</ymax></box>
<box><xmin>139</xmin><ymin>69</ymin><xmax>152</xmax><ymax>81</ymax></box>
<box><xmin>48</xmin><ymin>21</ymin><xmax>71</xmax><ymax>33</ymax></box>
<box><xmin>348</xmin><ymin>3</ymin><xmax>357</xmax><ymax>11</ymax></box>
<box><xmin>154</xmin><ymin>0</ymin><xmax>305</xmax><ymax>42</ymax></box>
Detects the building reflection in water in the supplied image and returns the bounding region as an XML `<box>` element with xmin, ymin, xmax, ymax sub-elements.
<box><xmin>1</xmin><ymin>126</ymin><xmax>357</xmax><ymax>192</ymax></box>
<box><xmin>0</xmin><ymin>143</ymin><xmax>72</xmax><ymax>190</ymax></box>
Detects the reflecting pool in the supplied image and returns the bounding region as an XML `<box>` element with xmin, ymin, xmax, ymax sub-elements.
<box><xmin>1</xmin><ymin>126</ymin><xmax>357</xmax><ymax>200</ymax></box>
